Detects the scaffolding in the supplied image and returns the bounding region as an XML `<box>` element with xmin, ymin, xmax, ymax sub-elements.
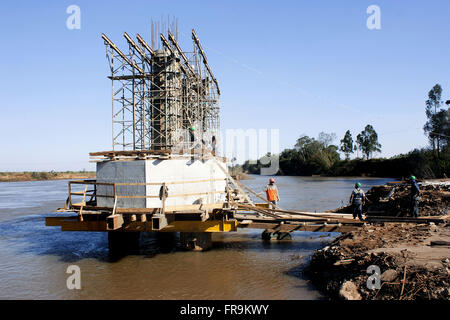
<box><xmin>102</xmin><ymin>24</ymin><xmax>220</xmax><ymax>153</ymax></box>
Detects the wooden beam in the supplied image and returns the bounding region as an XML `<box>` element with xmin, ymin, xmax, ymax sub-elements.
<box><xmin>102</xmin><ymin>33</ymin><xmax>145</xmax><ymax>74</ymax></box>
<box><xmin>168</xmin><ymin>31</ymin><xmax>195</xmax><ymax>76</ymax></box>
<box><xmin>191</xmin><ymin>29</ymin><xmax>220</xmax><ymax>95</ymax></box>
<box><xmin>159</xmin><ymin>33</ymin><xmax>188</xmax><ymax>75</ymax></box>
<box><xmin>239</xmin><ymin>222</ymin><xmax>356</xmax><ymax>233</ymax></box>
<box><xmin>106</xmin><ymin>214</ymin><xmax>124</xmax><ymax>230</ymax></box>
<box><xmin>123</xmin><ymin>32</ymin><xmax>152</xmax><ymax>65</ymax></box>
<box><xmin>89</xmin><ymin>149</ymin><xmax>172</xmax><ymax>157</ymax></box>
<box><xmin>136</xmin><ymin>33</ymin><xmax>155</xmax><ymax>56</ymax></box>
<box><xmin>237</xmin><ymin>183</ymin><xmax>282</xmax><ymax>210</ymax></box>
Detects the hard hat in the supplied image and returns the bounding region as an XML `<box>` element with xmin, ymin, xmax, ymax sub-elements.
<box><xmin>269</xmin><ymin>178</ymin><xmax>275</xmax><ymax>183</ymax></box>
<box><xmin>355</xmin><ymin>182</ymin><xmax>361</xmax><ymax>188</ymax></box>
<box><xmin>410</xmin><ymin>175</ymin><xmax>416</xmax><ymax>180</ymax></box>
<box><xmin>189</xmin><ymin>126</ymin><xmax>195</xmax><ymax>131</ymax></box>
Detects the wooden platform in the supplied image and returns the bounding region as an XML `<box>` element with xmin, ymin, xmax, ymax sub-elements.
<box><xmin>89</xmin><ymin>149</ymin><xmax>227</xmax><ymax>162</ymax></box>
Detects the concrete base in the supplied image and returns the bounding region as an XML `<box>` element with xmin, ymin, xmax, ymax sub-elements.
<box><xmin>108</xmin><ymin>231</ymin><xmax>140</xmax><ymax>255</ymax></box>
<box><xmin>96</xmin><ymin>157</ymin><xmax>227</xmax><ymax>209</ymax></box>
<box><xmin>180</xmin><ymin>232</ymin><xmax>212</xmax><ymax>251</ymax></box>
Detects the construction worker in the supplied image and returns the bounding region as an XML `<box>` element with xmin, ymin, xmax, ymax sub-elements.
<box><xmin>211</xmin><ymin>134</ymin><xmax>217</xmax><ymax>156</ymax></box>
<box><xmin>409</xmin><ymin>175</ymin><xmax>420</xmax><ymax>218</ymax></box>
<box><xmin>189</xmin><ymin>126</ymin><xmax>195</xmax><ymax>145</ymax></box>
<box><xmin>350</xmin><ymin>182</ymin><xmax>366</xmax><ymax>220</ymax></box>
<box><xmin>264</xmin><ymin>178</ymin><xmax>280</xmax><ymax>208</ymax></box>
<box><xmin>189</xmin><ymin>126</ymin><xmax>196</xmax><ymax>160</ymax></box>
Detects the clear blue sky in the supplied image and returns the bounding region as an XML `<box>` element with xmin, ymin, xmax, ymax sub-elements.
<box><xmin>0</xmin><ymin>0</ymin><xmax>449</xmax><ymax>171</ymax></box>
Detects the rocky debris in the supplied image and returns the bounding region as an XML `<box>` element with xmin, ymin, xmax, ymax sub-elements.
<box><xmin>307</xmin><ymin>223</ymin><xmax>450</xmax><ymax>300</ymax></box>
<box><xmin>329</xmin><ymin>180</ymin><xmax>450</xmax><ymax>217</ymax></box>
<box><xmin>381</xmin><ymin>269</ymin><xmax>398</xmax><ymax>282</ymax></box>
<box><xmin>339</xmin><ymin>281</ymin><xmax>362</xmax><ymax>300</ymax></box>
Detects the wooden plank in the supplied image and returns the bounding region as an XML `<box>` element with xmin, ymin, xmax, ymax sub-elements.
<box><xmin>69</xmin><ymin>181</ymin><xmax>114</xmax><ymax>186</ymax></box>
<box><xmin>45</xmin><ymin>216</ymin><xmax>76</xmax><ymax>226</ymax></box>
<box><xmin>116</xmin><ymin>203</ymin><xmax>224</xmax><ymax>213</ymax></box>
<box><xmin>238</xmin><ymin>182</ymin><xmax>283</xmax><ymax>210</ymax></box>
<box><xmin>107</xmin><ymin>214</ymin><xmax>124</xmax><ymax>230</ymax></box>
<box><xmin>89</xmin><ymin>149</ymin><xmax>172</xmax><ymax>157</ymax></box>
<box><xmin>366</xmin><ymin>216</ymin><xmax>446</xmax><ymax>224</ymax></box>
<box><xmin>114</xmin><ymin>178</ymin><xmax>226</xmax><ymax>186</ymax></box>
<box><xmin>61</xmin><ymin>220</ymin><xmax>107</xmax><ymax>231</ymax></box>
<box><xmin>116</xmin><ymin>190</ymin><xmax>225</xmax><ymax>199</ymax></box>
<box><xmin>240</xmin><ymin>222</ymin><xmax>356</xmax><ymax>233</ymax></box>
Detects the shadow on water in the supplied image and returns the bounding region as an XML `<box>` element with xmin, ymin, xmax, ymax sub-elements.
<box><xmin>1</xmin><ymin>213</ymin><xmax>338</xmax><ymax>265</ymax></box>
<box><xmin>0</xmin><ymin>213</ymin><xmax>200</xmax><ymax>263</ymax></box>
<box><xmin>280</xmin><ymin>236</ymin><xmax>336</xmax><ymax>299</ymax></box>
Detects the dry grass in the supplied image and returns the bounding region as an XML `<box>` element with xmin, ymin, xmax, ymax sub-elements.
<box><xmin>0</xmin><ymin>171</ymin><xmax>96</xmax><ymax>182</ymax></box>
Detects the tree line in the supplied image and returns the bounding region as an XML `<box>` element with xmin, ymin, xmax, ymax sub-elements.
<box><xmin>240</xmin><ymin>84</ymin><xmax>450</xmax><ymax>178</ymax></box>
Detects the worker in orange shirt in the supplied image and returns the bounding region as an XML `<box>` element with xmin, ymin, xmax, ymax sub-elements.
<box><xmin>264</xmin><ymin>178</ymin><xmax>280</xmax><ymax>208</ymax></box>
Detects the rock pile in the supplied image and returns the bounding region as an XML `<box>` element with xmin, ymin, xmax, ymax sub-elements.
<box><xmin>307</xmin><ymin>223</ymin><xmax>450</xmax><ymax>300</ymax></box>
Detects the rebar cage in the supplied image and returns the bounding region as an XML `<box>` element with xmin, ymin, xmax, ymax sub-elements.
<box><xmin>103</xmin><ymin>23</ymin><xmax>220</xmax><ymax>153</ymax></box>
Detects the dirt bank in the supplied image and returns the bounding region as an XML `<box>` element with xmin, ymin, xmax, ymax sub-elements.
<box><xmin>308</xmin><ymin>180</ymin><xmax>450</xmax><ymax>300</ymax></box>
<box><xmin>0</xmin><ymin>171</ymin><xmax>96</xmax><ymax>182</ymax></box>
<box><xmin>308</xmin><ymin>222</ymin><xmax>450</xmax><ymax>300</ymax></box>
<box><xmin>231</xmin><ymin>172</ymin><xmax>253</xmax><ymax>180</ymax></box>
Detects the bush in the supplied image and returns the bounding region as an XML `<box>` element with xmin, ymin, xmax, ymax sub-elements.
<box><xmin>31</xmin><ymin>172</ymin><xmax>51</xmax><ymax>180</ymax></box>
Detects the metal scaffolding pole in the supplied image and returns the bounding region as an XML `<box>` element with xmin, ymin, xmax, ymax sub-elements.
<box><xmin>102</xmin><ymin>24</ymin><xmax>220</xmax><ymax>153</ymax></box>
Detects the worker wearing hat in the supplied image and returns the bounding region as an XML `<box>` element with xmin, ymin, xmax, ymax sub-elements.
<box><xmin>188</xmin><ymin>126</ymin><xmax>196</xmax><ymax>159</ymax></box>
<box><xmin>189</xmin><ymin>126</ymin><xmax>195</xmax><ymax>140</ymax></box>
<box><xmin>409</xmin><ymin>175</ymin><xmax>420</xmax><ymax>218</ymax></box>
<box><xmin>264</xmin><ymin>178</ymin><xmax>280</xmax><ymax>208</ymax></box>
<box><xmin>211</xmin><ymin>130</ymin><xmax>217</xmax><ymax>156</ymax></box>
<box><xmin>349</xmin><ymin>182</ymin><xmax>366</xmax><ymax>220</ymax></box>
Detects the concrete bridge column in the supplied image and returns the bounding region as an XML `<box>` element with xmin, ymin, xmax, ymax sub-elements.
<box><xmin>180</xmin><ymin>232</ymin><xmax>212</xmax><ymax>251</ymax></box>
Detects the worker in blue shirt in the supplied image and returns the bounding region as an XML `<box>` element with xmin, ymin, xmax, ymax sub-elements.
<box><xmin>350</xmin><ymin>182</ymin><xmax>366</xmax><ymax>221</ymax></box>
<box><xmin>409</xmin><ymin>175</ymin><xmax>420</xmax><ymax>218</ymax></box>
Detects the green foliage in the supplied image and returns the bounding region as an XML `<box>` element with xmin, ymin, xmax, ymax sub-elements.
<box><xmin>237</xmin><ymin>84</ymin><xmax>450</xmax><ymax>178</ymax></box>
<box><xmin>340</xmin><ymin>130</ymin><xmax>354</xmax><ymax>160</ymax></box>
<box><xmin>329</xmin><ymin>147</ymin><xmax>449</xmax><ymax>178</ymax></box>
<box><xmin>356</xmin><ymin>124</ymin><xmax>382</xmax><ymax>160</ymax></box>
<box><xmin>424</xmin><ymin>84</ymin><xmax>449</xmax><ymax>157</ymax></box>
<box><xmin>239</xmin><ymin>139</ymin><xmax>449</xmax><ymax>179</ymax></box>
<box><xmin>31</xmin><ymin>172</ymin><xmax>51</xmax><ymax>180</ymax></box>
<box><xmin>242</xmin><ymin>133</ymin><xmax>340</xmax><ymax>175</ymax></box>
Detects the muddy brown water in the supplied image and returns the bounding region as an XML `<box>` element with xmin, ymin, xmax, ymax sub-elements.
<box><xmin>0</xmin><ymin>175</ymin><xmax>395</xmax><ymax>299</ymax></box>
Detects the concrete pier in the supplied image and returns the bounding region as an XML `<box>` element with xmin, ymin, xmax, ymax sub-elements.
<box><xmin>180</xmin><ymin>232</ymin><xmax>212</xmax><ymax>251</ymax></box>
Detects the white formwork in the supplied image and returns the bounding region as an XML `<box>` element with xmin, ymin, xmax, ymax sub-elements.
<box><xmin>96</xmin><ymin>157</ymin><xmax>228</xmax><ymax>209</ymax></box>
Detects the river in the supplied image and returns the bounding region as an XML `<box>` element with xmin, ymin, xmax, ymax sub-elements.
<box><xmin>0</xmin><ymin>175</ymin><xmax>395</xmax><ymax>299</ymax></box>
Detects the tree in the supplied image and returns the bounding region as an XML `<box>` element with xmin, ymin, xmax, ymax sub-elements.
<box><xmin>318</xmin><ymin>132</ymin><xmax>337</xmax><ymax>148</ymax></box>
<box><xmin>340</xmin><ymin>130</ymin><xmax>354</xmax><ymax>160</ymax></box>
<box><xmin>285</xmin><ymin>133</ymin><xmax>340</xmax><ymax>174</ymax></box>
<box><xmin>424</xmin><ymin>84</ymin><xmax>446</xmax><ymax>157</ymax></box>
<box><xmin>356</xmin><ymin>125</ymin><xmax>382</xmax><ymax>160</ymax></box>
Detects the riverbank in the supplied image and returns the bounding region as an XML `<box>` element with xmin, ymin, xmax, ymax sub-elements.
<box><xmin>231</xmin><ymin>172</ymin><xmax>252</xmax><ymax>180</ymax></box>
<box><xmin>0</xmin><ymin>171</ymin><xmax>95</xmax><ymax>182</ymax></box>
<box><xmin>307</xmin><ymin>179</ymin><xmax>450</xmax><ymax>300</ymax></box>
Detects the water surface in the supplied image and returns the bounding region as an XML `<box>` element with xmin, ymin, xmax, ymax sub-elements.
<box><xmin>0</xmin><ymin>175</ymin><xmax>395</xmax><ymax>299</ymax></box>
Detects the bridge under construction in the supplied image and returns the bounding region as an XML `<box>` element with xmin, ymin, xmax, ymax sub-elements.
<box><xmin>45</xmin><ymin>22</ymin><xmax>447</xmax><ymax>252</ymax></box>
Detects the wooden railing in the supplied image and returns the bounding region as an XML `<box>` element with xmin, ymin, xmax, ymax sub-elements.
<box><xmin>66</xmin><ymin>178</ymin><xmax>227</xmax><ymax>209</ymax></box>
